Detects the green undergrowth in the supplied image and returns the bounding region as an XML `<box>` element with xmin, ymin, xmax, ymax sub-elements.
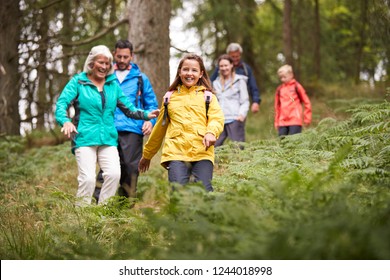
<box><xmin>0</xmin><ymin>94</ymin><xmax>389</xmax><ymax>260</ymax></box>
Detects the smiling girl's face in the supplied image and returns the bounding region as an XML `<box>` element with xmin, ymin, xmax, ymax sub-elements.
<box><xmin>179</xmin><ymin>59</ymin><xmax>203</xmax><ymax>88</ymax></box>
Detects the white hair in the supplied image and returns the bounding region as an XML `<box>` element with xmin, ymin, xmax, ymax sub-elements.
<box><xmin>226</xmin><ymin>43</ymin><xmax>243</xmax><ymax>53</ymax></box>
<box><xmin>277</xmin><ymin>64</ymin><xmax>293</xmax><ymax>75</ymax></box>
<box><xmin>83</xmin><ymin>45</ymin><xmax>114</xmax><ymax>75</ymax></box>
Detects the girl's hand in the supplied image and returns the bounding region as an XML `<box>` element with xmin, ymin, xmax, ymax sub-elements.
<box><xmin>138</xmin><ymin>157</ymin><xmax>151</xmax><ymax>173</ymax></box>
<box><xmin>203</xmin><ymin>132</ymin><xmax>216</xmax><ymax>150</ymax></box>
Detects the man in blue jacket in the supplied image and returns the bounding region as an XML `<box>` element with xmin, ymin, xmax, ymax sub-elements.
<box><xmin>210</xmin><ymin>42</ymin><xmax>261</xmax><ymax>114</ymax></box>
<box><xmin>95</xmin><ymin>39</ymin><xmax>158</xmax><ymax>202</ymax></box>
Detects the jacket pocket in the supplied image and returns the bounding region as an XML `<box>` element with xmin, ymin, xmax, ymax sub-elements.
<box><xmin>197</xmin><ymin>128</ymin><xmax>206</xmax><ymax>137</ymax></box>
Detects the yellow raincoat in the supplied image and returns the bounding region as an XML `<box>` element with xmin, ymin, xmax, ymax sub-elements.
<box><xmin>143</xmin><ymin>85</ymin><xmax>224</xmax><ymax>168</ymax></box>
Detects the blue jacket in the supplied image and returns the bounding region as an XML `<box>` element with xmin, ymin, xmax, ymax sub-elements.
<box><xmin>211</xmin><ymin>60</ymin><xmax>261</xmax><ymax>104</ymax></box>
<box><xmin>55</xmin><ymin>72</ymin><xmax>149</xmax><ymax>153</ymax></box>
<box><xmin>114</xmin><ymin>63</ymin><xmax>158</xmax><ymax>135</ymax></box>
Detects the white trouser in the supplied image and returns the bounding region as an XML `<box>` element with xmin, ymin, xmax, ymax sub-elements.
<box><xmin>75</xmin><ymin>145</ymin><xmax>120</xmax><ymax>206</ymax></box>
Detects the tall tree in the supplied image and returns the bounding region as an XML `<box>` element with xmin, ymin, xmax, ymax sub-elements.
<box><xmin>313</xmin><ymin>0</ymin><xmax>321</xmax><ymax>81</ymax></box>
<box><xmin>0</xmin><ymin>0</ymin><xmax>21</xmax><ymax>135</ymax></box>
<box><xmin>283</xmin><ymin>0</ymin><xmax>293</xmax><ymax>66</ymax></box>
<box><xmin>354</xmin><ymin>0</ymin><xmax>368</xmax><ymax>84</ymax></box>
<box><xmin>128</xmin><ymin>0</ymin><xmax>171</xmax><ymax>102</ymax></box>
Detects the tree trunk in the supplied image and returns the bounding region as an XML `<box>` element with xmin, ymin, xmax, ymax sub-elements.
<box><xmin>0</xmin><ymin>0</ymin><xmax>21</xmax><ymax>135</ymax></box>
<box><xmin>283</xmin><ymin>0</ymin><xmax>293</xmax><ymax>66</ymax></box>
<box><xmin>295</xmin><ymin>0</ymin><xmax>303</xmax><ymax>81</ymax></box>
<box><xmin>128</xmin><ymin>0</ymin><xmax>171</xmax><ymax>103</ymax></box>
<box><xmin>242</xmin><ymin>0</ymin><xmax>262</xmax><ymax>87</ymax></box>
<box><xmin>36</xmin><ymin>9</ymin><xmax>50</xmax><ymax>130</ymax></box>
<box><xmin>354</xmin><ymin>0</ymin><xmax>368</xmax><ymax>84</ymax></box>
<box><xmin>313</xmin><ymin>0</ymin><xmax>321</xmax><ymax>81</ymax></box>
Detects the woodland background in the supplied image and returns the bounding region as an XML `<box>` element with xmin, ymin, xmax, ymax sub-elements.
<box><xmin>0</xmin><ymin>0</ymin><xmax>389</xmax><ymax>136</ymax></box>
<box><xmin>0</xmin><ymin>0</ymin><xmax>390</xmax><ymax>260</ymax></box>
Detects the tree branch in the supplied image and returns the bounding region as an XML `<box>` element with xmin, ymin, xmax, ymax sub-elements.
<box><xmin>40</xmin><ymin>0</ymin><xmax>65</xmax><ymax>10</ymax></box>
<box><xmin>170</xmin><ymin>44</ymin><xmax>191</xmax><ymax>53</ymax></box>
<box><xmin>62</xmin><ymin>18</ymin><xmax>129</xmax><ymax>47</ymax></box>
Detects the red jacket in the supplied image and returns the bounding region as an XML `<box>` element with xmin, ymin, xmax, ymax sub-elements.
<box><xmin>274</xmin><ymin>79</ymin><xmax>312</xmax><ymax>128</ymax></box>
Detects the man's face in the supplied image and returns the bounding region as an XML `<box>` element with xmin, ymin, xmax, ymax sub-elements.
<box><xmin>228</xmin><ymin>50</ymin><xmax>241</xmax><ymax>66</ymax></box>
<box><xmin>114</xmin><ymin>48</ymin><xmax>132</xmax><ymax>70</ymax></box>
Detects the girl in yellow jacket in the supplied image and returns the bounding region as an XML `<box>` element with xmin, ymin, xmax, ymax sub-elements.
<box><xmin>274</xmin><ymin>64</ymin><xmax>312</xmax><ymax>136</ymax></box>
<box><xmin>138</xmin><ymin>54</ymin><xmax>224</xmax><ymax>191</ymax></box>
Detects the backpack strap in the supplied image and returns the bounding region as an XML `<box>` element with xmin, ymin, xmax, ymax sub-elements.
<box><xmin>161</xmin><ymin>90</ymin><xmax>213</xmax><ymax>126</ymax></box>
<box><xmin>204</xmin><ymin>90</ymin><xmax>212</xmax><ymax>120</ymax></box>
<box><xmin>277</xmin><ymin>83</ymin><xmax>302</xmax><ymax>102</ymax></box>
<box><xmin>162</xmin><ymin>90</ymin><xmax>173</xmax><ymax>126</ymax></box>
<box><xmin>135</xmin><ymin>75</ymin><xmax>144</xmax><ymax>108</ymax></box>
<box><xmin>294</xmin><ymin>83</ymin><xmax>303</xmax><ymax>102</ymax></box>
<box><xmin>242</xmin><ymin>63</ymin><xmax>249</xmax><ymax>77</ymax></box>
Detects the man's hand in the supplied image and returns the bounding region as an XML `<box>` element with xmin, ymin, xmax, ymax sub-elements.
<box><xmin>251</xmin><ymin>103</ymin><xmax>260</xmax><ymax>114</ymax></box>
<box><xmin>142</xmin><ymin>121</ymin><xmax>153</xmax><ymax>135</ymax></box>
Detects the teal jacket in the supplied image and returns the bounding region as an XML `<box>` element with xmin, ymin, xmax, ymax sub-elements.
<box><xmin>55</xmin><ymin>72</ymin><xmax>150</xmax><ymax>152</ymax></box>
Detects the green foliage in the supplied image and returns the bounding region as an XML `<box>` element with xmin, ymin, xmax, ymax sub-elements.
<box><xmin>185</xmin><ymin>0</ymin><xmax>389</xmax><ymax>90</ymax></box>
<box><xmin>0</xmin><ymin>93</ymin><xmax>389</xmax><ymax>260</ymax></box>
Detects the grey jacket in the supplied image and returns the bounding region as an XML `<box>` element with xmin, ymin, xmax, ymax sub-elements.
<box><xmin>213</xmin><ymin>74</ymin><xmax>249</xmax><ymax>123</ymax></box>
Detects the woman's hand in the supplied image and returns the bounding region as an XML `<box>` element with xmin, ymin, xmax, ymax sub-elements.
<box><xmin>138</xmin><ymin>157</ymin><xmax>151</xmax><ymax>173</ymax></box>
<box><xmin>147</xmin><ymin>109</ymin><xmax>160</xmax><ymax>120</ymax></box>
<box><xmin>236</xmin><ymin>115</ymin><xmax>246</xmax><ymax>122</ymax></box>
<box><xmin>203</xmin><ymin>132</ymin><xmax>216</xmax><ymax>150</ymax></box>
<box><xmin>61</xmin><ymin>122</ymin><xmax>78</xmax><ymax>139</ymax></box>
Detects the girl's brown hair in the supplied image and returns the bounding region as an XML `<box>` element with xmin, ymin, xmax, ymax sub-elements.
<box><xmin>168</xmin><ymin>53</ymin><xmax>212</xmax><ymax>91</ymax></box>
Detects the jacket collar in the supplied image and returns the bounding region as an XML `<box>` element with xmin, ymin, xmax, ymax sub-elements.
<box><xmin>79</xmin><ymin>71</ymin><xmax>117</xmax><ymax>84</ymax></box>
<box><xmin>177</xmin><ymin>85</ymin><xmax>206</xmax><ymax>94</ymax></box>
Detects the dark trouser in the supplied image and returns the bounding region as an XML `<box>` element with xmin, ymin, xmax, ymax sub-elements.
<box><xmin>167</xmin><ymin>160</ymin><xmax>214</xmax><ymax>192</ymax></box>
<box><xmin>117</xmin><ymin>131</ymin><xmax>143</xmax><ymax>198</ymax></box>
<box><xmin>278</xmin><ymin>125</ymin><xmax>302</xmax><ymax>137</ymax></box>
<box><xmin>95</xmin><ymin>131</ymin><xmax>143</xmax><ymax>201</ymax></box>
<box><xmin>215</xmin><ymin>120</ymin><xmax>245</xmax><ymax>147</ymax></box>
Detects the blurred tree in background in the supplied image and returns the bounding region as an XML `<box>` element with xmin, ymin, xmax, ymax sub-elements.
<box><xmin>0</xmin><ymin>0</ymin><xmax>388</xmax><ymax>136</ymax></box>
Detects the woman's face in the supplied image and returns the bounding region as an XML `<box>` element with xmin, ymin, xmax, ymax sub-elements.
<box><xmin>219</xmin><ymin>58</ymin><xmax>234</xmax><ymax>78</ymax></box>
<box><xmin>90</xmin><ymin>55</ymin><xmax>111</xmax><ymax>80</ymax></box>
<box><xmin>179</xmin><ymin>59</ymin><xmax>203</xmax><ymax>88</ymax></box>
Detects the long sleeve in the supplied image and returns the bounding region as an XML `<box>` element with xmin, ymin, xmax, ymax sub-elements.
<box><xmin>55</xmin><ymin>77</ymin><xmax>79</xmax><ymax>126</ymax></box>
<box><xmin>142</xmin><ymin>103</ymin><xmax>168</xmax><ymax>160</ymax></box>
<box><xmin>246</xmin><ymin>68</ymin><xmax>261</xmax><ymax>104</ymax></box>
<box><xmin>274</xmin><ymin>85</ymin><xmax>282</xmax><ymax>129</ymax></box>
<box><xmin>140</xmin><ymin>74</ymin><xmax>159</xmax><ymax>126</ymax></box>
<box><xmin>238</xmin><ymin>78</ymin><xmax>250</xmax><ymax>118</ymax></box>
<box><xmin>116</xmin><ymin>91</ymin><xmax>149</xmax><ymax>120</ymax></box>
<box><xmin>296</xmin><ymin>82</ymin><xmax>312</xmax><ymax>125</ymax></box>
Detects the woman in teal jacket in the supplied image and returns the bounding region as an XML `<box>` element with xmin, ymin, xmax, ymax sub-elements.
<box><xmin>55</xmin><ymin>45</ymin><xmax>159</xmax><ymax>206</ymax></box>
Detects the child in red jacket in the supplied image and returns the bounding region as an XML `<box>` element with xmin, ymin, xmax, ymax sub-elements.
<box><xmin>274</xmin><ymin>64</ymin><xmax>312</xmax><ymax>137</ymax></box>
